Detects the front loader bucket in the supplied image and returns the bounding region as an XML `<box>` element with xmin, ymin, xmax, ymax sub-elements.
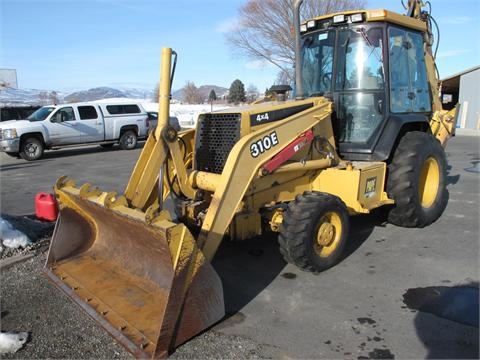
<box><xmin>44</xmin><ymin>178</ymin><xmax>224</xmax><ymax>358</ymax></box>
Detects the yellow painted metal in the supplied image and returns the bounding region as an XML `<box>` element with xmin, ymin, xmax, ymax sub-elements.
<box><xmin>44</xmin><ymin>49</ymin><xmax>226</xmax><ymax>359</ymax></box>
<box><xmin>306</xmin><ymin>9</ymin><xmax>427</xmax><ymax>32</ymax></box>
<box><xmin>228</xmin><ymin>211</ymin><xmax>262</xmax><ymax>241</ymax></box>
<box><xmin>419</xmin><ymin>156</ymin><xmax>440</xmax><ymax>208</ymax></box>
<box><xmin>315</xmin><ymin>211</ymin><xmax>342</xmax><ymax>258</ymax></box>
<box><xmin>312</xmin><ymin>162</ymin><xmax>393</xmax><ymax>214</ymax></box>
<box><xmin>188</xmin><ymin>170</ymin><xmax>221</xmax><ymax>193</ymax></box>
<box><xmin>430</xmin><ymin>107</ymin><xmax>458</xmax><ymax>147</ymax></box>
<box><xmin>197</xmin><ymin>99</ymin><xmax>334</xmax><ymax>260</ymax></box>
<box><xmin>45</xmin><ymin>176</ymin><xmax>224</xmax><ymax>358</ymax></box>
<box><xmin>263</xmin><ymin>158</ymin><xmax>331</xmax><ymax>175</ymax></box>
<box><xmin>166</xmin><ymin>138</ymin><xmax>197</xmax><ymax>199</ymax></box>
<box><xmin>125</xmin><ymin>48</ymin><xmax>172</xmax><ymax>209</ymax></box>
<box><xmin>269</xmin><ymin>209</ymin><xmax>284</xmax><ymax>232</ymax></box>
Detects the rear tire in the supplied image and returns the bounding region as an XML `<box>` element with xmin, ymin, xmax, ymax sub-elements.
<box><xmin>387</xmin><ymin>131</ymin><xmax>447</xmax><ymax>228</ymax></box>
<box><xmin>19</xmin><ymin>137</ymin><xmax>44</xmax><ymax>161</ymax></box>
<box><xmin>119</xmin><ymin>130</ymin><xmax>137</xmax><ymax>150</ymax></box>
<box><xmin>278</xmin><ymin>192</ymin><xmax>349</xmax><ymax>273</ymax></box>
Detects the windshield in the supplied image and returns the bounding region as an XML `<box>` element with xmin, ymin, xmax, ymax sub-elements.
<box><xmin>300</xmin><ymin>26</ymin><xmax>386</xmax><ymax>146</ymax></box>
<box><xmin>27</xmin><ymin>106</ymin><xmax>55</xmax><ymax>121</ymax></box>
<box><xmin>300</xmin><ymin>26</ymin><xmax>384</xmax><ymax>97</ymax></box>
<box><xmin>335</xmin><ymin>27</ymin><xmax>384</xmax><ymax>91</ymax></box>
<box><xmin>300</xmin><ymin>30</ymin><xmax>335</xmax><ymax>97</ymax></box>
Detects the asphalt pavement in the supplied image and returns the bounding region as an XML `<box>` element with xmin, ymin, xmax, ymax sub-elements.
<box><xmin>0</xmin><ymin>134</ymin><xmax>479</xmax><ymax>359</ymax></box>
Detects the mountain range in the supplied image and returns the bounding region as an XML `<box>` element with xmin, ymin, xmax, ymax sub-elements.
<box><xmin>0</xmin><ymin>85</ymin><xmax>229</xmax><ymax>107</ymax></box>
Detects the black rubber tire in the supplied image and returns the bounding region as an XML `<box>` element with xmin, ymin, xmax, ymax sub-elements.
<box><xmin>278</xmin><ymin>192</ymin><xmax>349</xmax><ymax>273</ymax></box>
<box><xmin>387</xmin><ymin>131</ymin><xmax>448</xmax><ymax>228</ymax></box>
<box><xmin>19</xmin><ymin>137</ymin><xmax>44</xmax><ymax>161</ymax></box>
<box><xmin>119</xmin><ymin>130</ymin><xmax>137</xmax><ymax>150</ymax></box>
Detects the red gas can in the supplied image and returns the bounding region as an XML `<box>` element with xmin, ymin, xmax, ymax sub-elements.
<box><xmin>35</xmin><ymin>192</ymin><xmax>58</xmax><ymax>221</ymax></box>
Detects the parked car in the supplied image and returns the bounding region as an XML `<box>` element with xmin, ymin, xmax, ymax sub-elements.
<box><xmin>147</xmin><ymin>111</ymin><xmax>181</xmax><ymax>132</ymax></box>
<box><xmin>0</xmin><ymin>102</ymin><xmax>149</xmax><ymax>160</ymax></box>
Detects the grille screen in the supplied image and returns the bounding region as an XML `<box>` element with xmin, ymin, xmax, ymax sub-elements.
<box><xmin>195</xmin><ymin>113</ymin><xmax>241</xmax><ymax>174</ymax></box>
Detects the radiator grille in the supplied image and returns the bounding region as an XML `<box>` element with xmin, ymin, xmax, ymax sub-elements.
<box><xmin>195</xmin><ymin>113</ymin><xmax>241</xmax><ymax>174</ymax></box>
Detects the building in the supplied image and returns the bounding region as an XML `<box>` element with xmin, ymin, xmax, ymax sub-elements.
<box><xmin>441</xmin><ymin>66</ymin><xmax>480</xmax><ymax>130</ymax></box>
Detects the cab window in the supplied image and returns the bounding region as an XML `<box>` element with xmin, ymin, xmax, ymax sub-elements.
<box><xmin>388</xmin><ymin>27</ymin><xmax>431</xmax><ymax>113</ymax></box>
<box><xmin>52</xmin><ymin>107</ymin><xmax>76</xmax><ymax>122</ymax></box>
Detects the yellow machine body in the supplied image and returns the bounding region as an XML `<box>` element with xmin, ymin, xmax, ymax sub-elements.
<box><xmin>44</xmin><ymin>2</ymin><xmax>457</xmax><ymax>358</ymax></box>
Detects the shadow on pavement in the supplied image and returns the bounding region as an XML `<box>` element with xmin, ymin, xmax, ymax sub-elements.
<box><xmin>212</xmin><ymin>210</ymin><xmax>385</xmax><ymax>322</ymax></box>
<box><xmin>404</xmin><ymin>282</ymin><xmax>479</xmax><ymax>359</ymax></box>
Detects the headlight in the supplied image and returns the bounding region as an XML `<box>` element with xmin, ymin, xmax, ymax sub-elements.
<box><xmin>0</xmin><ymin>128</ymin><xmax>18</xmax><ymax>140</ymax></box>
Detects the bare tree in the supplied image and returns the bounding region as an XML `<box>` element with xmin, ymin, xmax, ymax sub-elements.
<box><xmin>182</xmin><ymin>81</ymin><xmax>202</xmax><ymax>104</ymax></box>
<box><xmin>49</xmin><ymin>91</ymin><xmax>59</xmax><ymax>105</ymax></box>
<box><xmin>38</xmin><ymin>91</ymin><xmax>48</xmax><ymax>105</ymax></box>
<box><xmin>226</xmin><ymin>0</ymin><xmax>367</xmax><ymax>82</ymax></box>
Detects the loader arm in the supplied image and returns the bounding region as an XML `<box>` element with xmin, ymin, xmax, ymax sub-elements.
<box><xmin>198</xmin><ymin>99</ymin><xmax>333</xmax><ymax>260</ymax></box>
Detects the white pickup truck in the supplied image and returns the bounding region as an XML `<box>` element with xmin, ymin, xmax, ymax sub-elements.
<box><xmin>0</xmin><ymin>102</ymin><xmax>149</xmax><ymax>160</ymax></box>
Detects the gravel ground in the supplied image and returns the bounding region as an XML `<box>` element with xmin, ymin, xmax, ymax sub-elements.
<box><xmin>0</xmin><ymin>217</ymin><xmax>280</xmax><ymax>359</ymax></box>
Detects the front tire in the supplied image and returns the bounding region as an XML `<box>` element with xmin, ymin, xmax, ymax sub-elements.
<box><xmin>387</xmin><ymin>131</ymin><xmax>448</xmax><ymax>228</ymax></box>
<box><xmin>119</xmin><ymin>130</ymin><xmax>137</xmax><ymax>150</ymax></box>
<box><xmin>19</xmin><ymin>137</ymin><xmax>44</xmax><ymax>161</ymax></box>
<box><xmin>279</xmin><ymin>192</ymin><xmax>349</xmax><ymax>273</ymax></box>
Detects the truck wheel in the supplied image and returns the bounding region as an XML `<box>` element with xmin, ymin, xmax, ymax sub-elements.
<box><xmin>19</xmin><ymin>137</ymin><xmax>44</xmax><ymax>161</ymax></box>
<box><xmin>278</xmin><ymin>192</ymin><xmax>349</xmax><ymax>273</ymax></box>
<box><xmin>387</xmin><ymin>131</ymin><xmax>447</xmax><ymax>228</ymax></box>
<box><xmin>119</xmin><ymin>130</ymin><xmax>137</xmax><ymax>150</ymax></box>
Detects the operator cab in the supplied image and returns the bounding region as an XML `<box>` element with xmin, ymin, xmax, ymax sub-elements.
<box><xmin>299</xmin><ymin>10</ymin><xmax>432</xmax><ymax>161</ymax></box>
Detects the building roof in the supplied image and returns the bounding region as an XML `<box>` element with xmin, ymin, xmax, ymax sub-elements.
<box><xmin>441</xmin><ymin>65</ymin><xmax>480</xmax><ymax>93</ymax></box>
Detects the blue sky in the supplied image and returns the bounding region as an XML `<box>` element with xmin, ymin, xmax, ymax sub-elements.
<box><xmin>1</xmin><ymin>0</ymin><xmax>479</xmax><ymax>93</ymax></box>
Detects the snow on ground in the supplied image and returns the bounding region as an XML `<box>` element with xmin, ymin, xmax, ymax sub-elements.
<box><xmin>144</xmin><ymin>103</ymin><xmax>231</xmax><ymax>127</ymax></box>
<box><xmin>93</xmin><ymin>97</ymin><xmax>231</xmax><ymax>127</ymax></box>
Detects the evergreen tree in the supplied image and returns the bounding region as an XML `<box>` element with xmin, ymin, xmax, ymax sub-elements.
<box><xmin>228</xmin><ymin>79</ymin><xmax>246</xmax><ymax>104</ymax></box>
<box><xmin>208</xmin><ymin>89</ymin><xmax>217</xmax><ymax>102</ymax></box>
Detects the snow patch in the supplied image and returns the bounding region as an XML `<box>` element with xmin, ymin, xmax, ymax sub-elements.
<box><xmin>0</xmin><ymin>218</ymin><xmax>31</xmax><ymax>250</ymax></box>
<box><xmin>0</xmin><ymin>332</ymin><xmax>29</xmax><ymax>354</ymax></box>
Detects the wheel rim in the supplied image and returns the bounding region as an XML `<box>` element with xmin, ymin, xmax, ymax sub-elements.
<box><xmin>419</xmin><ymin>156</ymin><xmax>440</xmax><ymax>208</ymax></box>
<box><xmin>125</xmin><ymin>135</ymin><xmax>135</xmax><ymax>147</ymax></box>
<box><xmin>26</xmin><ymin>143</ymin><xmax>39</xmax><ymax>158</ymax></box>
<box><xmin>314</xmin><ymin>211</ymin><xmax>342</xmax><ymax>258</ymax></box>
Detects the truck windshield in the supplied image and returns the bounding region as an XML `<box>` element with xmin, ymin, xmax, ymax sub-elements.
<box><xmin>27</xmin><ymin>107</ymin><xmax>55</xmax><ymax>121</ymax></box>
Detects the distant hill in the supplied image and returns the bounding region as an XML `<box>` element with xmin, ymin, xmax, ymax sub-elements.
<box><xmin>63</xmin><ymin>87</ymin><xmax>127</xmax><ymax>102</ymax></box>
<box><xmin>0</xmin><ymin>84</ymin><xmax>226</xmax><ymax>107</ymax></box>
<box><xmin>171</xmin><ymin>85</ymin><xmax>228</xmax><ymax>102</ymax></box>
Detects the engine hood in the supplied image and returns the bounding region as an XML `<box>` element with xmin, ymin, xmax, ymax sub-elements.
<box><xmin>210</xmin><ymin>97</ymin><xmax>330</xmax><ymax>128</ymax></box>
<box><xmin>0</xmin><ymin>119</ymin><xmax>31</xmax><ymax>128</ymax></box>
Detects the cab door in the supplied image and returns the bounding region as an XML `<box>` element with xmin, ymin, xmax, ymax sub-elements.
<box><xmin>47</xmin><ymin>106</ymin><xmax>83</xmax><ymax>144</ymax></box>
<box><xmin>76</xmin><ymin>105</ymin><xmax>104</xmax><ymax>142</ymax></box>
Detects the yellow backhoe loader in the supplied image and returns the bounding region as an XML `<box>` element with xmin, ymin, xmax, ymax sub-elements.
<box><xmin>44</xmin><ymin>0</ymin><xmax>457</xmax><ymax>357</ymax></box>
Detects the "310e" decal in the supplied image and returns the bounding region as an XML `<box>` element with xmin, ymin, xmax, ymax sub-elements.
<box><xmin>250</xmin><ymin>132</ymin><xmax>279</xmax><ymax>158</ymax></box>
